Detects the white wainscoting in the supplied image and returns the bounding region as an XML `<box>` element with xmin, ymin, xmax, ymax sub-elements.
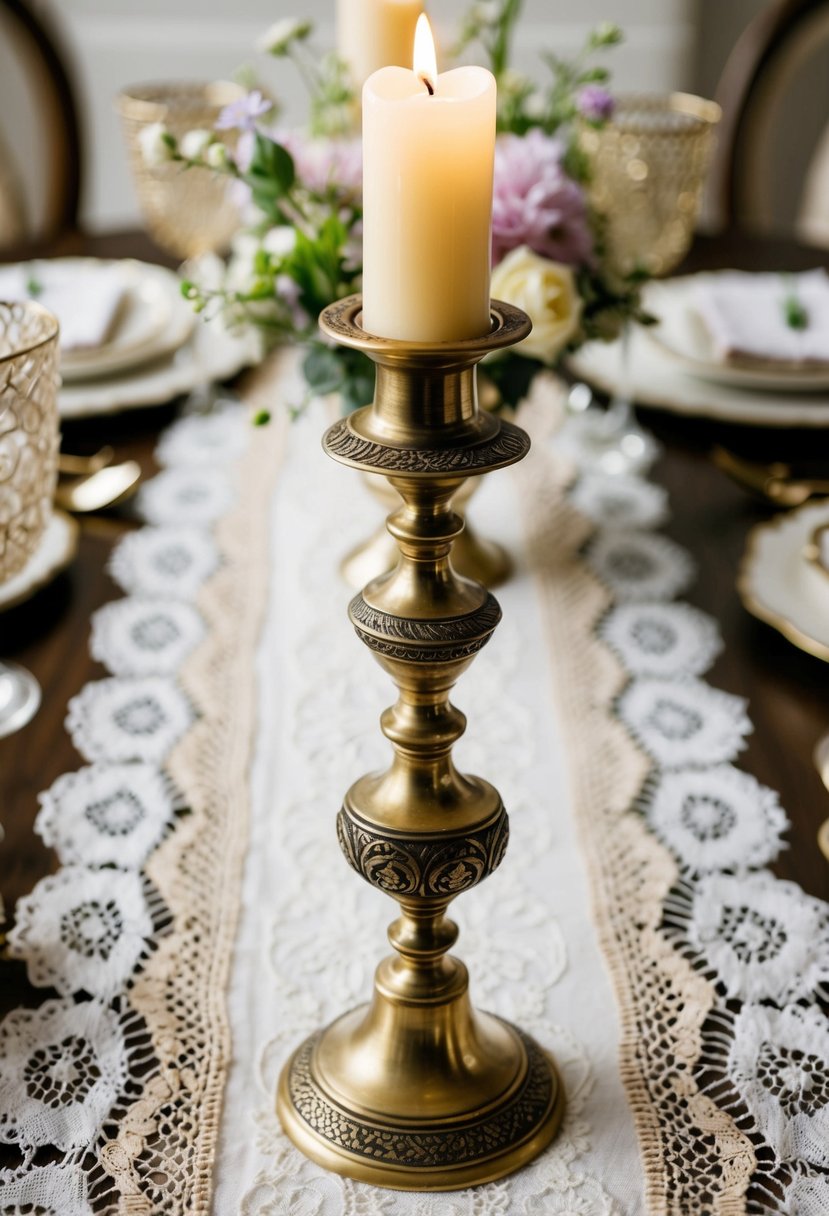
<box><xmin>46</xmin><ymin>0</ymin><xmax>698</xmax><ymax>231</ymax></box>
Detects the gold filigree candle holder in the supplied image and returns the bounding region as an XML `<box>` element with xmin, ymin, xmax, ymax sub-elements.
<box><xmin>276</xmin><ymin>295</ymin><xmax>565</xmax><ymax>1190</ymax></box>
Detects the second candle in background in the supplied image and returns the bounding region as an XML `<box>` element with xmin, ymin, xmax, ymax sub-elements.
<box><xmin>361</xmin><ymin>15</ymin><xmax>496</xmax><ymax>343</ymax></box>
<box><xmin>337</xmin><ymin>0</ymin><xmax>424</xmax><ymax>91</ymax></box>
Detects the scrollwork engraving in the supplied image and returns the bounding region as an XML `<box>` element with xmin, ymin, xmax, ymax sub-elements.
<box><xmin>336</xmin><ymin>807</ymin><xmax>509</xmax><ymax>898</ymax></box>
<box><xmin>287</xmin><ymin>1025</ymin><xmax>556</xmax><ymax>1167</ymax></box>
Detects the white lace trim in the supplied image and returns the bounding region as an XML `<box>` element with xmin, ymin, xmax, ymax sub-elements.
<box><xmin>90</xmin><ymin>598</ymin><xmax>205</xmax><ymax>677</ymax></box>
<box><xmin>617</xmin><ymin>676</ymin><xmax>751</xmax><ymax>768</ymax></box>
<box><xmin>600</xmin><ymin>601</ymin><xmax>722</xmax><ymax>679</ymax></box>
<box><xmin>8</xmin><ymin>866</ymin><xmax>155</xmax><ymax>999</ymax></box>
<box><xmin>584</xmin><ymin>531</ymin><xmax>695</xmax><ymax>602</ymax></box>
<box><xmin>35</xmin><ymin>762</ymin><xmax>180</xmax><ymax>866</ymax></box>
<box><xmin>65</xmin><ymin>675</ymin><xmax>195</xmax><ymax>764</ymax></box>
<box><xmin>133</xmin><ymin>465</ymin><xmax>236</xmax><ymax>526</ymax></box>
<box><xmin>643</xmin><ymin>762</ymin><xmax>789</xmax><ymax>873</ymax></box>
<box><xmin>569</xmin><ymin>470</ymin><xmax>669</xmax><ymax>531</ymax></box>
<box><xmin>727</xmin><ymin>1003</ymin><xmax>829</xmax><ymax>1164</ymax></box>
<box><xmin>154</xmin><ymin>404</ymin><xmax>251</xmax><ymax>468</ymax></box>
<box><xmin>665</xmin><ymin>870</ymin><xmax>829</xmax><ymax>1003</ymax></box>
<box><xmin>0</xmin><ymin>999</ymin><xmax>128</xmax><ymax>1152</ymax></box>
<box><xmin>108</xmin><ymin>526</ymin><xmax>219</xmax><ymax>599</ymax></box>
<box><xmin>0</xmin><ymin>1165</ymin><xmax>93</xmax><ymax>1215</ymax></box>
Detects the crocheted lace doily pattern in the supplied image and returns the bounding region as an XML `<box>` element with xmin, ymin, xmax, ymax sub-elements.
<box><xmin>2</xmin><ymin>359</ymin><xmax>827</xmax><ymax>1216</ymax></box>
<box><xmin>523</xmin><ymin>390</ymin><xmax>829</xmax><ymax>1215</ymax></box>
<box><xmin>0</xmin><ymin>368</ymin><xmax>283</xmax><ymax>1215</ymax></box>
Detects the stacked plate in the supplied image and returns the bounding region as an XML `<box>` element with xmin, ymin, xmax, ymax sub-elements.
<box><xmin>739</xmin><ymin>502</ymin><xmax>829</xmax><ymax>660</ymax></box>
<box><xmin>3</xmin><ymin>258</ymin><xmax>258</xmax><ymax>419</ymax></box>
<box><xmin>568</xmin><ymin>271</ymin><xmax>829</xmax><ymax>427</ymax></box>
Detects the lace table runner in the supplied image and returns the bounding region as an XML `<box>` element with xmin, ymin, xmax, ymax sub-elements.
<box><xmin>0</xmin><ymin>359</ymin><xmax>285</xmax><ymax>1214</ymax></box>
<box><xmin>2</xmin><ymin>353</ymin><xmax>827</xmax><ymax>1215</ymax></box>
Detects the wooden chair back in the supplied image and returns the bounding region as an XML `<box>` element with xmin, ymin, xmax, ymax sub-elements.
<box><xmin>710</xmin><ymin>0</ymin><xmax>829</xmax><ymax>243</ymax></box>
<box><xmin>0</xmin><ymin>0</ymin><xmax>82</xmax><ymax>249</ymax></box>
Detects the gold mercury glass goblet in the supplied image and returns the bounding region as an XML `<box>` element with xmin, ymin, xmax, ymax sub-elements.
<box><xmin>0</xmin><ymin>300</ymin><xmax>60</xmax><ymax>736</ymax></box>
<box><xmin>577</xmin><ymin>92</ymin><xmax>721</xmax><ymax>474</ymax></box>
<box><xmin>117</xmin><ymin>81</ymin><xmax>247</xmax><ymax>260</ymax></box>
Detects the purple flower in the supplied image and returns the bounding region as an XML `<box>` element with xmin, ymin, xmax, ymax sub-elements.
<box><xmin>216</xmin><ymin>89</ymin><xmax>273</xmax><ymax>134</ymax></box>
<box><xmin>576</xmin><ymin>84</ymin><xmax>615</xmax><ymax>123</ymax></box>
<box><xmin>492</xmin><ymin>130</ymin><xmax>593</xmax><ymax>267</ymax></box>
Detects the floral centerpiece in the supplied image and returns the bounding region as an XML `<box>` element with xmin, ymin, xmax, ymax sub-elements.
<box><xmin>142</xmin><ymin>2</ymin><xmax>643</xmax><ymax>415</ymax></box>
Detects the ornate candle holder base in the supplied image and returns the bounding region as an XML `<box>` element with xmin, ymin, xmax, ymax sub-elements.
<box><xmin>278</xmin><ymin>1002</ymin><xmax>562</xmax><ymax>1191</ymax></box>
<box><xmin>277</xmin><ymin>296</ymin><xmax>565</xmax><ymax>1190</ymax></box>
<box><xmin>341</xmin><ymin>476</ymin><xmax>512</xmax><ymax>590</ymax></box>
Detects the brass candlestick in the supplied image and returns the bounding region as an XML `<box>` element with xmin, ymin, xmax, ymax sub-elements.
<box><xmin>277</xmin><ymin>295</ymin><xmax>565</xmax><ymax>1190</ymax></box>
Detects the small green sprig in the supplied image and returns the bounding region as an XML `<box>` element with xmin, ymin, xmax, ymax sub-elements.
<box><xmin>455</xmin><ymin>2</ymin><xmax>621</xmax><ymax>149</ymax></box>
<box><xmin>260</xmin><ymin>18</ymin><xmax>355</xmax><ymax>137</ymax></box>
<box><xmin>782</xmin><ymin>277</ymin><xmax>809</xmax><ymax>330</ymax></box>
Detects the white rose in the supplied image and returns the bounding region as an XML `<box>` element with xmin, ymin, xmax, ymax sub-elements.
<box><xmin>490</xmin><ymin>246</ymin><xmax>582</xmax><ymax>363</ymax></box>
<box><xmin>138</xmin><ymin>122</ymin><xmax>175</xmax><ymax>168</ymax></box>
<box><xmin>180</xmin><ymin>128</ymin><xmax>214</xmax><ymax>162</ymax></box>
<box><xmin>263</xmin><ymin>226</ymin><xmax>296</xmax><ymax>258</ymax></box>
<box><xmin>258</xmin><ymin>17</ymin><xmax>313</xmax><ymax>55</ymax></box>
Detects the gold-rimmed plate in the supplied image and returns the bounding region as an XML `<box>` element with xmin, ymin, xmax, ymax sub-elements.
<box><xmin>806</xmin><ymin>521</ymin><xmax>829</xmax><ymax>585</ymax></box>
<box><xmin>738</xmin><ymin>500</ymin><xmax>829</xmax><ymax>661</ymax></box>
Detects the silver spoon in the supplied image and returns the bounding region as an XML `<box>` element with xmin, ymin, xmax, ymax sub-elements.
<box><xmin>54</xmin><ymin>461</ymin><xmax>142</xmax><ymax>514</ymax></box>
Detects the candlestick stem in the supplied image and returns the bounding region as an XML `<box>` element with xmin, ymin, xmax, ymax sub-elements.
<box><xmin>277</xmin><ymin>296</ymin><xmax>565</xmax><ymax>1190</ymax></box>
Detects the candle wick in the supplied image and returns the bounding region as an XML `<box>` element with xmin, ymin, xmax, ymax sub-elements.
<box><xmin>420</xmin><ymin>75</ymin><xmax>435</xmax><ymax>96</ymax></box>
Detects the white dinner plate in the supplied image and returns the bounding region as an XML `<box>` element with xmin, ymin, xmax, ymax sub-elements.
<box><xmin>567</xmin><ymin>327</ymin><xmax>829</xmax><ymax>427</ymax></box>
<box><xmin>58</xmin><ymin>259</ymin><xmax>194</xmax><ymax>381</ymax></box>
<box><xmin>738</xmin><ymin>500</ymin><xmax>829</xmax><ymax>661</ymax></box>
<box><xmin>58</xmin><ymin>313</ymin><xmax>260</xmax><ymax>419</ymax></box>
<box><xmin>642</xmin><ymin>275</ymin><xmax>829</xmax><ymax>393</ymax></box>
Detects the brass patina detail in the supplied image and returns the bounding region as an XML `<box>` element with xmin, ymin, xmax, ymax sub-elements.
<box><xmin>277</xmin><ymin>297</ymin><xmax>565</xmax><ymax>1189</ymax></box>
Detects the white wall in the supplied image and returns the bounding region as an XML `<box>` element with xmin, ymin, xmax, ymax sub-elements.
<box><xmin>43</xmin><ymin>0</ymin><xmax>698</xmax><ymax>231</ymax></box>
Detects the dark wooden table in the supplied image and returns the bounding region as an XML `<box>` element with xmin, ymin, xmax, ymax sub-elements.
<box><xmin>1</xmin><ymin>227</ymin><xmax>828</xmax><ymax>1020</ymax></box>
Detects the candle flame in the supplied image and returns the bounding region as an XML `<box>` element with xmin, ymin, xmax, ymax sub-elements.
<box><xmin>414</xmin><ymin>13</ymin><xmax>437</xmax><ymax>94</ymax></box>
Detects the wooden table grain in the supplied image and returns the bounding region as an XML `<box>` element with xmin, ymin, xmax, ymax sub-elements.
<box><xmin>1</xmin><ymin>227</ymin><xmax>828</xmax><ymax>1026</ymax></box>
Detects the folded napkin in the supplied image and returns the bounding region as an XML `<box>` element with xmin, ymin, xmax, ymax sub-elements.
<box><xmin>694</xmin><ymin>269</ymin><xmax>829</xmax><ymax>366</ymax></box>
<box><xmin>0</xmin><ymin>262</ymin><xmax>127</xmax><ymax>352</ymax></box>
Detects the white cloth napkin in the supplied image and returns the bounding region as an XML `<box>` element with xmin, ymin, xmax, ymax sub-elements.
<box><xmin>0</xmin><ymin>262</ymin><xmax>127</xmax><ymax>352</ymax></box>
<box><xmin>694</xmin><ymin>269</ymin><xmax>829</xmax><ymax>365</ymax></box>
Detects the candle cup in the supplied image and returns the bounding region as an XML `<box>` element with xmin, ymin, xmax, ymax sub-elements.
<box><xmin>276</xmin><ymin>296</ymin><xmax>565</xmax><ymax>1190</ymax></box>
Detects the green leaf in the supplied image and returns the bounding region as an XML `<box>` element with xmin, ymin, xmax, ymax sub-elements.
<box><xmin>302</xmin><ymin>344</ymin><xmax>344</xmax><ymax>394</ymax></box>
<box><xmin>248</xmin><ymin>133</ymin><xmax>295</xmax><ymax>197</ymax></box>
<box><xmin>483</xmin><ymin>353</ymin><xmax>544</xmax><ymax>408</ymax></box>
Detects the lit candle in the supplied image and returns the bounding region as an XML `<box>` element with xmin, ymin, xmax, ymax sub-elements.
<box><xmin>361</xmin><ymin>15</ymin><xmax>496</xmax><ymax>342</ymax></box>
<box><xmin>337</xmin><ymin>0</ymin><xmax>424</xmax><ymax>90</ymax></box>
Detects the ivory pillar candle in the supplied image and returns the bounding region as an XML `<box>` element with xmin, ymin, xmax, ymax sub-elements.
<box><xmin>361</xmin><ymin>16</ymin><xmax>496</xmax><ymax>342</ymax></box>
<box><xmin>337</xmin><ymin>0</ymin><xmax>424</xmax><ymax>89</ymax></box>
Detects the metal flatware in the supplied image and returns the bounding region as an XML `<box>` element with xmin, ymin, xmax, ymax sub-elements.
<box><xmin>54</xmin><ymin>461</ymin><xmax>142</xmax><ymax>513</ymax></box>
<box><xmin>713</xmin><ymin>446</ymin><xmax>829</xmax><ymax>506</ymax></box>
<box><xmin>57</xmin><ymin>446</ymin><xmax>114</xmax><ymax>476</ymax></box>
<box><xmin>814</xmin><ymin>731</ymin><xmax>829</xmax><ymax>861</ymax></box>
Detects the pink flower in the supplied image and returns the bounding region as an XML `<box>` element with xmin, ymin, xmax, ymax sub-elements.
<box><xmin>492</xmin><ymin>130</ymin><xmax>593</xmax><ymax>268</ymax></box>
<box><xmin>275</xmin><ymin>130</ymin><xmax>362</xmax><ymax>199</ymax></box>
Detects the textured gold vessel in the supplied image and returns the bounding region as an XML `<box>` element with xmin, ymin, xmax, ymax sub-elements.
<box><xmin>277</xmin><ymin>295</ymin><xmax>565</xmax><ymax>1190</ymax></box>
